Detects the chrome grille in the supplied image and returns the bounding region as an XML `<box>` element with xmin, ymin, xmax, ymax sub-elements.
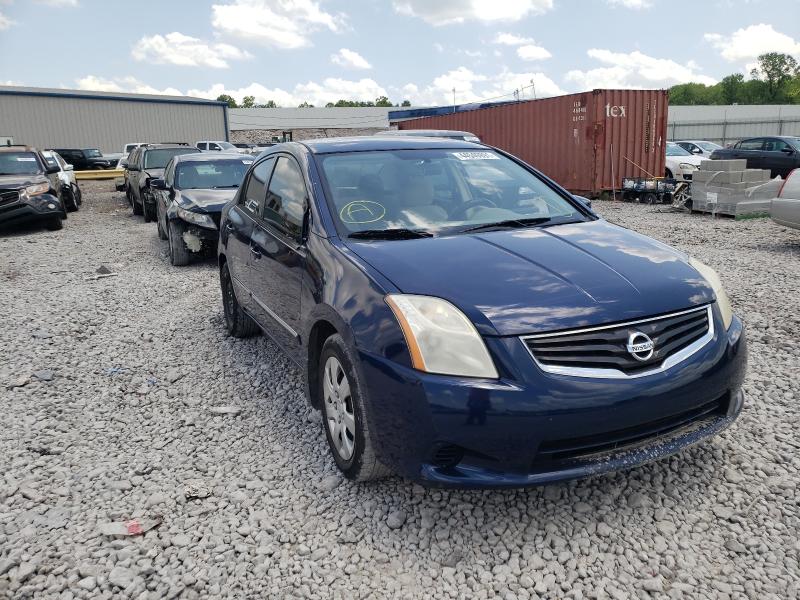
<box><xmin>522</xmin><ymin>305</ymin><xmax>713</xmax><ymax>378</ymax></box>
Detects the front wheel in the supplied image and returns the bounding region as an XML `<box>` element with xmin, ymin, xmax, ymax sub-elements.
<box><xmin>168</xmin><ymin>220</ymin><xmax>191</xmax><ymax>266</ymax></box>
<box><xmin>64</xmin><ymin>188</ymin><xmax>79</xmax><ymax>212</ymax></box>
<box><xmin>220</xmin><ymin>262</ymin><xmax>260</xmax><ymax>337</ymax></box>
<box><xmin>132</xmin><ymin>192</ymin><xmax>143</xmax><ymax>216</ymax></box>
<box><xmin>45</xmin><ymin>217</ymin><xmax>64</xmax><ymax>231</ymax></box>
<box><xmin>320</xmin><ymin>335</ymin><xmax>390</xmax><ymax>482</ymax></box>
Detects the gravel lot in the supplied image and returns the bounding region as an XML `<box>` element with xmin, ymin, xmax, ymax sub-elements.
<box><xmin>1</xmin><ymin>182</ymin><xmax>798</xmax><ymax>600</ymax></box>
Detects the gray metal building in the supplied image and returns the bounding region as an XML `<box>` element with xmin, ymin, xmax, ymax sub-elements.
<box><xmin>0</xmin><ymin>86</ymin><xmax>229</xmax><ymax>153</ymax></box>
<box><xmin>667</xmin><ymin>104</ymin><xmax>800</xmax><ymax>145</ymax></box>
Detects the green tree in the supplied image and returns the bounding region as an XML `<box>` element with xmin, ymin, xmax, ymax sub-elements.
<box><xmin>375</xmin><ymin>95</ymin><xmax>392</xmax><ymax>107</ymax></box>
<box><xmin>216</xmin><ymin>94</ymin><xmax>238</xmax><ymax>108</ymax></box>
<box><xmin>298</xmin><ymin>101</ymin><xmax>314</xmax><ymax>108</ymax></box>
<box><xmin>752</xmin><ymin>52</ymin><xmax>799</xmax><ymax>102</ymax></box>
<box><xmin>401</xmin><ymin>99</ymin><xmax>411</xmax><ymax>107</ymax></box>
<box><xmin>719</xmin><ymin>73</ymin><xmax>744</xmax><ymax>104</ymax></box>
<box><xmin>241</xmin><ymin>95</ymin><xmax>256</xmax><ymax>108</ymax></box>
<box><xmin>257</xmin><ymin>100</ymin><xmax>278</xmax><ymax>108</ymax></box>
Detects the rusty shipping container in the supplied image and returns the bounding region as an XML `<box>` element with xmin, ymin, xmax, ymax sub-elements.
<box><xmin>397</xmin><ymin>89</ymin><xmax>668</xmax><ymax>197</ymax></box>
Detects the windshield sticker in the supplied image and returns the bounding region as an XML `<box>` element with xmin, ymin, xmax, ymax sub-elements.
<box><xmin>242</xmin><ymin>160</ymin><xmax>254</xmax><ymax>164</ymax></box>
<box><xmin>452</xmin><ymin>151</ymin><xmax>499</xmax><ymax>161</ymax></box>
<box><xmin>16</xmin><ymin>157</ymin><xmax>36</xmax><ymax>161</ymax></box>
<box><xmin>340</xmin><ymin>200</ymin><xmax>386</xmax><ymax>224</ymax></box>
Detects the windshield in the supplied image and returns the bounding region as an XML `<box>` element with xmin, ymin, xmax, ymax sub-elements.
<box><xmin>85</xmin><ymin>149</ymin><xmax>103</xmax><ymax>158</ymax></box>
<box><xmin>144</xmin><ymin>148</ymin><xmax>200</xmax><ymax>169</ymax></box>
<box><xmin>666</xmin><ymin>143</ymin><xmax>692</xmax><ymax>157</ymax></box>
<box><xmin>0</xmin><ymin>152</ymin><xmax>44</xmax><ymax>175</ymax></box>
<box><xmin>696</xmin><ymin>141</ymin><xmax>722</xmax><ymax>151</ymax></box>
<box><xmin>175</xmin><ymin>159</ymin><xmax>251</xmax><ymax>189</ymax></box>
<box><xmin>317</xmin><ymin>149</ymin><xmax>588</xmax><ymax>235</ymax></box>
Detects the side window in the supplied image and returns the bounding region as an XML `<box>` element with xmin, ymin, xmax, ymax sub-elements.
<box><xmin>164</xmin><ymin>161</ymin><xmax>175</xmax><ymax>185</ymax></box>
<box><xmin>240</xmin><ymin>157</ymin><xmax>275</xmax><ymax>216</ymax></box>
<box><xmin>262</xmin><ymin>156</ymin><xmax>307</xmax><ymax>242</ymax></box>
<box><xmin>764</xmin><ymin>139</ymin><xmax>790</xmax><ymax>152</ymax></box>
<box><xmin>209</xmin><ymin>143</ymin><xmax>220</xmax><ymax>151</ymax></box>
<box><xmin>738</xmin><ymin>139</ymin><xmax>764</xmax><ymax>151</ymax></box>
<box><xmin>197</xmin><ymin>143</ymin><xmax>207</xmax><ymax>150</ymax></box>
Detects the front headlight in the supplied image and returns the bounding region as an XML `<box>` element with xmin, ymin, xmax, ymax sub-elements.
<box><xmin>689</xmin><ymin>257</ymin><xmax>733</xmax><ymax>329</ymax></box>
<box><xmin>20</xmin><ymin>182</ymin><xmax>50</xmax><ymax>199</ymax></box>
<box><xmin>679</xmin><ymin>162</ymin><xmax>698</xmax><ymax>171</ymax></box>
<box><xmin>385</xmin><ymin>294</ymin><xmax>498</xmax><ymax>378</ymax></box>
<box><xmin>177</xmin><ymin>206</ymin><xmax>217</xmax><ymax>230</ymax></box>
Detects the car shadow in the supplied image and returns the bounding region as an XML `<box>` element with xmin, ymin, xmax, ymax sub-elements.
<box><xmin>0</xmin><ymin>220</ymin><xmax>57</xmax><ymax>238</ymax></box>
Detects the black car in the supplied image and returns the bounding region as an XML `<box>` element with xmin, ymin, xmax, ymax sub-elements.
<box><xmin>126</xmin><ymin>144</ymin><xmax>201</xmax><ymax>222</ymax></box>
<box><xmin>150</xmin><ymin>153</ymin><xmax>253</xmax><ymax>265</ymax></box>
<box><xmin>0</xmin><ymin>146</ymin><xmax>66</xmax><ymax>231</ymax></box>
<box><xmin>709</xmin><ymin>136</ymin><xmax>800</xmax><ymax>178</ymax></box>
<box><xmin>51</xmin><ymin>148</ymin><xmax>112</xmax><ymax>170</ymax></box>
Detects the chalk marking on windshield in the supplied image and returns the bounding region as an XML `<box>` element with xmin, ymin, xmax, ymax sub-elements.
<box><xmin>340</xmin><ymin>200</ymin><xmax>386</xmax><ymax>224</ymax></box>
<box><xmin>452</xmin><ymin>152</ymin><xmax>499</xmax><ymax>161</ymax></box>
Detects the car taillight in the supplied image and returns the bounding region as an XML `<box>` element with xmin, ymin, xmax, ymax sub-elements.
<box><xmin>777</xmin><ymin>169</ymin><xmax>796</xmax><ymax>198</ymax></box>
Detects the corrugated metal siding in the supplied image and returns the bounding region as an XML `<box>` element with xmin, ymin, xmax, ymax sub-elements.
<box><xmin>0</xmin><ymin>93</ymin><xmax>227</xmax><ymax>153</ymax></box>
<box><xmin>667</xmin><ymin>105</ymin><xmax>800</xmax><ymax>145</ymax></box>
<box><xmin>398</xmin><ymin>89</ymin><xmax>668</xmax><ymax>196</ymax></box>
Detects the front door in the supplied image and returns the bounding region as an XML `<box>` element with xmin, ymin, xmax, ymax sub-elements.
<box><xmin>247</xmin><ymin>155</ymin><xmax>307</xmax><ymax>361</ymax></box>
<box><xmin>224</xmin><ymin>157</ymin><xmax>275</xmax><ymax>316</ymax></box>
<box><xmin>762</xmin><ymin>138</ymin><xmax>797</xmax><ymax>178</ymax></box>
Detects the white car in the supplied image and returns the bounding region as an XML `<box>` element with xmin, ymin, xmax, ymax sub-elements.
<box><xmin>771</xmin><ymin>168</ymin><xmax>800</xmax><ymax>230</ymax></box>
<box><xmin>195</xmin><ymin>140</ymin><xmax>247</xmax><ymax>154</ymax></box>
<box><xmin>41</xmin><ymin>150</ymin><xmax>81</xmax><ymax>211</ymax></box>
<box><xmin>665</xmin><ymin>142</ymin><xmax>705</xmax><ymax>181</ymax></box>
<box><xmin>675</xmin><ymin>140</ymin><xmax>723</xmax><ymax>157</ymax></box>
<box><xmin>123</xmin><ymin>142</ymin><xmax>146</xmax><ymax>156</ymax></box>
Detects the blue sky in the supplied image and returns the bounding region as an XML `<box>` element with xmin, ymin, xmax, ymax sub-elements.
<box><xmin>1</xmin><ymin>0</ymin><xmax>799</xmax><ymax>106</ymax></box>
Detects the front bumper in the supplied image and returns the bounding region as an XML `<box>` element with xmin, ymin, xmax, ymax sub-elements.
<box><xmin>0</xmin><ymin>193</ymin><xmax>65</xmax><ymax>226</ymax></box>
<box><xmin>358</xmin><ymin>309</ymin><xmax>747</xmax><ymax>488</ymax></box>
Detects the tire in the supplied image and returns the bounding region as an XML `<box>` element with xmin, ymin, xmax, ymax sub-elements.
<box><xmin>156</xmin><ymin>212</ymin><xmax>168</xmax><ymax>240</ymax></box>
<box><xmin>220</xmin><ymin>262</ymin><xmax>260</xmax><ymax>337</ymax></box>
<box><xmin>143</xmin><ymin>202</ymin><xmax>154</xmax><ymax>223</ymax></box>
<box><xmin>642</xmin><ymin>192</ymin><xmax>658</xmax><ymax>205</ymax></box>
<box><xmin>665</xmin><ymin>169</ymin><xmax>674</xmax><ymax>179</ymax></box>
<box><xmin>45</xmin><ymin>217</ymin><xmax>64</xmax><ymax>231</ymax></box>
<box><xmin>132</xmin><ymin>192</ymin><xmax>143</xmax><ymax>216</ymax></box>
<box><xmin>319</xmin><ymin>334</ymin><xmax>390</xmax><ymax>482</ymax></box>
<box><xmin>74</xmin><ymin>185</ymin><xmax>83</xmax><ymax>206</ymax></box>
<box><xmin>168</xmin><ymin>220</ymin><xmax>191</xmax><ymax>266</ymax></box>
<box><xmin>64</xmin><ymin>188</ymin><xmax>79</xmax><ymax>212</ymax></box>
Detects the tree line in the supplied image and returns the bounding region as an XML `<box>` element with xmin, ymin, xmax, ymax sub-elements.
<box><xmin>669</xmin><ymin>52</ymin><xmax>800</xmax><ymax>105</ymax></box>
<box><xmin>216</xmin><ymin>94</ymin><xmax>412</xmax><ymax>109</ymax></box>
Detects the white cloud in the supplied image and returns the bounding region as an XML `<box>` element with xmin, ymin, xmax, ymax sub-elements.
<box><xmin>704</xmin><ymin>24</ymin><xmax>800</xmax><ymax>62</ymax></box>
<box><xmin>75</xmin><ymin>75</ymin><xmax>184</xmax><ymax>97</ymax></box>
<box><xmin>403</xmin><ymin>66</ymin><xmax>563</xmax><ymax>105</ymax></box>
<box><xmin>33</xmin><ymin>0</ymin><xmax>79</xmax><ymax>5</ymax></box>
<box><xmin>211</xmin><ymin>0</ymin><xmax>344</xmax><ymax>49</ymax></box>
<box><xmin>0</xmin><ymin>11</ymin><xmax>13</xmax><ymax>29</ymax></box>
<box><xmin>330</xmin><ymin>48</ymin><xmax>371</xmax><ymax>70</ymax></box>
<box><xmin>517</xmin><ymin>44</ymin><xmax>551</xmax><ymax>61</ymax></box>
<box><xmin>188</xmin><ymin>78</ymin><xmax>388</xmax><ymax>107</ymax></box>
<box><xmin>132</xmin><ymin>32</ymin><xmax>251</xmax><ymax>69</ymax></box>
<box><xmin>493</xmin><ymin>33</ymin><xmax>534</xmax><ymax>45</ymax></box>
<box><xmin>606</xmin><ymin>0</ymin><xmax>652</xmax><ymax>9</ymax></box>
<box><xmin>564</xmin><ymin>48</ymin><xmax>716</xmax><ymax>89</ymax></box>
<box><xmin>393</xmin><ymin>0</ymin><xmax>553</xmax><ymax>25</ymax></box>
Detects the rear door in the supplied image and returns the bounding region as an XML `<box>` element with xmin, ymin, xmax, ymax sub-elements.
<box><xmin>223</xmin><ymin>156</ymin><xmax>276</xmax><ymax>315</ymax></box>
<box><xmin>772</xmin><ymin>169</ymin><xmax>800</xmax><ymax>228</ymax></box>
<box><xmin>248</xmin><ymin>155</ymin><xmax>307</xmax><ymax>359</ymax></box>
<box><xmin>733</xmin><ymin>138</ymin><xmax>766</xmax><ymax>169</ymax></box>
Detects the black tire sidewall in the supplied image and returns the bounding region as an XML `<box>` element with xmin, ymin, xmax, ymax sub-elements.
<box><xmin>319</xmin><ymin>335</ymin><xmax>369</xmax><ymax>477</ymax></box>
<box><xmin>220</xmin><ymin>264</ymin><xmax>237</xmax><ymax>334</ymax></box>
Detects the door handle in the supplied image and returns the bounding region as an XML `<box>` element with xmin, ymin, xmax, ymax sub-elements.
<box><xmin>225</xmin><ymin>221</ymin><xmax>234</xmax><ymax>231</ymax></box>
<box><xmin>250</xmin><ymin>246</ymin><xmax>262</xmax><ymax>259</ymax></box>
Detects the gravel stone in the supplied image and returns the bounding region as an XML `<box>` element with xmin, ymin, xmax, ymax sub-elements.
<box><xmin>0</xmin><ymin>185</ymin><xmax>797</xmax><ymax>599</ymax></box>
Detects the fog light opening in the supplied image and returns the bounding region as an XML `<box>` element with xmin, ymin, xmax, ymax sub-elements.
<box><xmin>431</xmin><ymin>444</ymin><xmax>464</xmax><ymax>469</ymax></box>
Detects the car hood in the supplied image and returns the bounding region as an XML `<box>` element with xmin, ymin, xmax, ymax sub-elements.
<box><xmin>179</xmin><ymin>188</ymin><xmax>237</xmax><ymax>212</ymax></box>
<box><xmin>666</xmin><ymin>154</ymin><xmax>705</xmax><ymax>168</ymax></box>
<box><xmin>346</xmin><ymin>220</ymin><xmax>714</xmax><ymax>336</ymax></box>
<box><xmin>0</xmin><ymin>174</ymin><xmax>48</xmax><ymax>190</ymax></box>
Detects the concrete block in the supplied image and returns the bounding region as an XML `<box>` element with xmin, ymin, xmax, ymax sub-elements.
<box><xmin>713</xmin><ymin>171</ymin><xmax>744</xmax><ymax>184</ymax></box>
<box><xmin>741</xmin><ymin>169</ymin><xmax>770</xmax><ymax>183</ymax></box>
<box><xmin>691</xmin><ymin>170</ymin><xmax>716</xmax><ymax>183</ymax></box>
<box><xmin>699</xmin><ymin>159</ymin><xmax>747</xmax><ymax>172</ymax></box>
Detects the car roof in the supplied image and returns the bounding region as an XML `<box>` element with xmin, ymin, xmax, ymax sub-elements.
<box><xmin>0</xmin><ymin>145</ymin><xmax>37</xmax><ymax>152</ymax></box>
<box><xmin>173</xmin><ymin>152</ymin><xmax>247</xmax><ymax>163</ymax></box>
<box><xmin>142</xmin><ymin>144</ymin><xmax>196</xmax><ymax>150</ymax></box>
<box><xmin>380</xmin><ymin>129</ymin><xmax>478</xmax><ymax>137</ymax></box>
<box><xmin>299</xmin><ymin>136</ymin><xmax>486</xmax><ymax>154</ymax></box>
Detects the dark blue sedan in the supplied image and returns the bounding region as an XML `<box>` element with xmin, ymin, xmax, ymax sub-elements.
<box><xmin>217</xmin><ymin>137</ymin><xmax>747</xmax><ymax>488</ymax></box>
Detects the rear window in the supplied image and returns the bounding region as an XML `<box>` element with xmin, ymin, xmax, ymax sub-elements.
<box><xmin>175</xmin><ymin>159</ymin><xmax>252</xmax><ymax>189</ymax></box>
<box><xmin>144</xmin><ymin>148</ymin><xmax>200</xmax><ymax>169</ymax></box>
<box><xmin>0</xmin><ymin>152</ymin><xmax>44</xmax><ymax>175</ymax></box>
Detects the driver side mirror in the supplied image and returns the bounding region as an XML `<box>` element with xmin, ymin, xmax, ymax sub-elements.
<box><xmin>45</xmin><ymin>164</ymin><xmax>60</xmax><ymax>175</ymax></box>
<box><xmin>573</xmin><ymin>194</ymin><xmax>592</xmax><ymax>209</ymax></box>
<box><xmin>127</xmin><ymin>164</ymin><xmax>140</xmax><ymax>172</ymax></box>
<box><xmin>149</xmin><ymin>178</ymin><xmax>167</xmax><ymax>190</ymax></box>
<box><xmin>691</xmin><ymin>147</ymin><xmax>703</xmax><ymax>154</ymax></box>
<box><xmin>64</xmin><ymin>164</ymin><xmax>74</xmax><ymax>171</ymax></box>
<box><xmin>781</xmin><ymin>147</ymin><xmax>795</xmax><ymax>155</ymax></box>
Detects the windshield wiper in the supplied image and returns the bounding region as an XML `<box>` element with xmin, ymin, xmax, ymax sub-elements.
<box><xmin>348</xmin><ymin>228</ymin><xmax>433</xmax><ymax>240</ymax></box>
<box><xmin>460</xmin><ymin>216</ymin><xmax>554</xmax><ymax>233</ymax></box>
<box><xmin>213</xmin><ymin>184</ymin><xmax>239</xmax><ymax>188</ymax></box>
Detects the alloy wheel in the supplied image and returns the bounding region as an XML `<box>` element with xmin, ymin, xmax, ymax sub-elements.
<box><xmin>323</xmin><ymin>356</ymin><xmax>356</xmax><ymax>461</ymax></box>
